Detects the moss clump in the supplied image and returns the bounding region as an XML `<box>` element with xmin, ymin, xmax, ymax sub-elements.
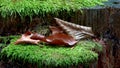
<box><xmin>0</xmin><ymin>37</ymin><xmax>102</xmax><ymax>67</ymax></box>
<box><xmin>0</xmin><ymin>36</ymin><xmax>19</xmax><ymax>60</ymax></box>
<box><xmin>0</xmin><ymin>0</ymin><xmax>107</xmax><ymax>18</ymax></box>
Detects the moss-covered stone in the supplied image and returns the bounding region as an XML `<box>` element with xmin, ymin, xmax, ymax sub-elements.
<box><xmin>0</xmin><ymin>37</ymin><xmax>103</xmax><ymax>67</ymax></box>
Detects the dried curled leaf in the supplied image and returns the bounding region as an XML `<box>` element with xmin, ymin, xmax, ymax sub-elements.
<box><xmin>15</xmin><ymin>18</ymin><xmax>94</xmax><ymax>46</ymax></box>
<box><xmin>14</xmin><ymin>26</ymin><xmax>77</xmax><ymax>46</ymax></box>
<box><xmin>49</xmin><ymin>26</ymin><xmax>63</xmax><ymax>35</ymax></box>
<box><xmin>14</xmin><ymin>32</ymin><xmax>40</xmax><ymax>45</ymax></box>
<box><xmin>46</xmin><ymin>26</ymin><xmax>78</xmax><ymax>46</ymax></box>
<box><xmin>30</xmin><ymin>33</ymin><xmax>46</xmax><ymax>41</ymax></box>
<box><xmin>54</xmin><ymin>18</ymin><xmax>94</xmax><ymax>40</ymax></box>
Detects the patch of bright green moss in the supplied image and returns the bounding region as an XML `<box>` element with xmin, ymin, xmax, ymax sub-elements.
<box><xmin>0</xmin><ymin>37</ymin><xmax>102</xmax><ymax>67</ymax></box>
<box><xmin>0</xmin><ymin>0</ymin><xmax>107</xmax><ymax>18</ymax></box>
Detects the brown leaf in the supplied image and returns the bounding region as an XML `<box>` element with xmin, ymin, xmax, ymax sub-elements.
<box><xmin>30</xmin><ymin>33</ymin><xmax>46</xmax><ymax>41</ymax></box>
<box><xmin>54</xmin><ymin>18</ymin><xmax>94</xmax><ymax>40</ymax></box>
<box><xmin>49</xmin><ymin>26</ymin><xmax>63</xmax><ymax>35</ymax></box>
<box><xmin>14</xmin><ymin>27</ymin><xmax>78</xmax><ymax>46</ymax></box>
<box><xmin>14</xmin><ymin>32</ymin><xmax>40</xmax><ymax>45</ymax></box>
<box><xmin>45</xmin><ymin>26</ymin><xmax>78</xmax><ymax>46</ymax></box>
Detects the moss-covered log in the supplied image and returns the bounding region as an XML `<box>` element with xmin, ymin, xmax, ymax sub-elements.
<box><xmin>0</xmin><ymin>37</ymin><xmax>102</xmax><ymax>68</ymax></box>
<box><xmin>0</xmin><ymin>0</ymin><xmax>120</xmax><ymax>68</ymax></box>
<box><xmin>0</xmin><ymin>8</ymin><xmax>109</xmax><ymax>36</ymax></box>
<box><xmin>0</xmin><ymin>0</ymin><xmax>107</xmax><ymax>36</ymax></box>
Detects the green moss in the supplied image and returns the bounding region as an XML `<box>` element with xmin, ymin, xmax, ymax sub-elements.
<box><xmin>0</xmin><ymin>36</ymin><xmax>19</xmax><ymax>60</ymax></box>
<box><xmin>0</xmin><ymin>37</ymin><xmax>103</xmax><ymax>67</ymax></box>
<box><xmin>0</xmin><ymin>0</ymin><xmax>107</xmax><ymax>18</ymax></box>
